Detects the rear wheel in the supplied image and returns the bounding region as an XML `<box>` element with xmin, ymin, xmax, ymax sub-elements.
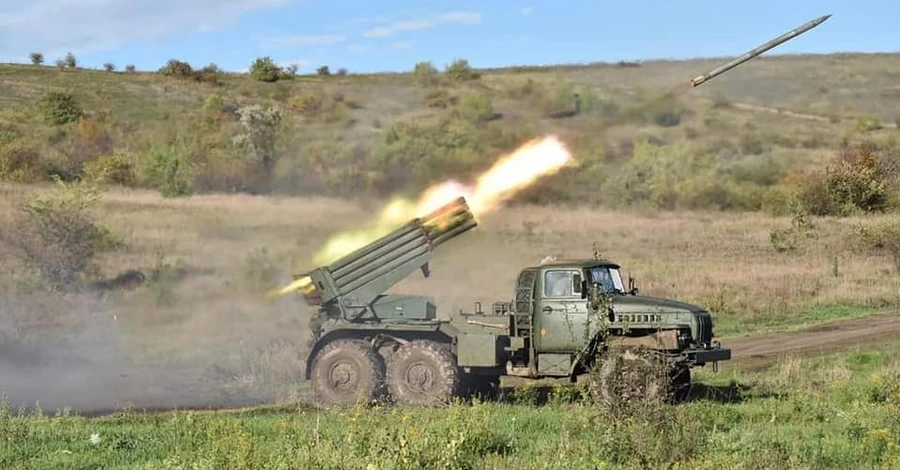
<box><xmin>310</xmin><ymin>338</ymin><xmax>384</xmax><ymax>407</ymax></box>
<box><xmin>386</xmin><ymin>340</ymin><xmax>459</xmax><ymax>406</ymax></box>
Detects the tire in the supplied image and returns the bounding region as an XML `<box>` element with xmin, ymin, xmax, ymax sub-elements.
<box><xmin>588</xmin><ymin>347</ymin><xmax>671</xmax><ymax>410</ymax></box>
<box><xmin>310</xmin><ymin>338</ymin><xmax>385</xmax><ymax>408</ymax></box>
<box><xmin>385</xmin><ymin>340</ymin><xmax>459</xmax><ymax>406</ymax></box>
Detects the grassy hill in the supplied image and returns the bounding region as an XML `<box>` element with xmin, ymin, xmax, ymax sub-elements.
<box><xmin>2</xmin><ymin>53</ymin><xmax>900</xmax><ymax>213</ymax></box>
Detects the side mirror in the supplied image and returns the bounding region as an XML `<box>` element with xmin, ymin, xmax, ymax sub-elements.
<box><xmin>628</xmin><ymin>276</ymin><xmax>639</xmax><ymax>295</ymax></box>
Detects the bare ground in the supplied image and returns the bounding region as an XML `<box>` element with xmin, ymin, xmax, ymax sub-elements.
<box><xmin>724</xmin><ymin>312</ymin><xmax>900</xmax><ymax>371</ymax></box>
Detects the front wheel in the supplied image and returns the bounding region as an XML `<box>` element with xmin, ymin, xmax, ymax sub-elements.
<box><xmin>386</xmin><ymin>340</ymin><xmax>459</xmax><ymax>406</ymax></box>
<box><xmin>310</xmin><ymin>338</ymin><xmax>385</xmax><ymax>407</ymax></box>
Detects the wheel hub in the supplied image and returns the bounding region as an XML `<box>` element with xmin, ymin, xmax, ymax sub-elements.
<box><xmin>329</xmin><ymin>361</ymin><xmax>358</xmax><ymax>391</ymax></box>
<box><xmin>405</xmin><ymin>362</ymin><xmax>434</xmax><ymax>392</ymax></box>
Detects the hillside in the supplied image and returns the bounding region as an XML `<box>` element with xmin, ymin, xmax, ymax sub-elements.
<box><xmin>2</xmin><ymin>53</ymin><xmax>900</xmax><ymax>213</ymax></box>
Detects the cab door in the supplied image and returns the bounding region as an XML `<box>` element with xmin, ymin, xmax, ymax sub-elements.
<box><xmin>533</xmin><ymin>268</ymin><xmax>590</xmax><ymax>353</ymax></box>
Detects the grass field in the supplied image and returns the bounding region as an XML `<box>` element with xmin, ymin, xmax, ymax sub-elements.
<box><xmin>2</xmin><ymin>344</ymin><xmax>899</xmax><ymax>469</ymax></box>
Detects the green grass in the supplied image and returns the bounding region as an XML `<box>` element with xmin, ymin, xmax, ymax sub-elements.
<box><xmin>3</xmin><ymin>343</ymin><xmax>899</xmax><ymax>469</ymax></box>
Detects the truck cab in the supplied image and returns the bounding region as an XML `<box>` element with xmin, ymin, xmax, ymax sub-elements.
<box><xmin>486</xmin><ymin>258</ymin><xmax>729</xmax><ymax>381</ymax></box>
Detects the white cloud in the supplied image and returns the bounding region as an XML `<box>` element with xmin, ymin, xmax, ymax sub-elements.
<box><xmin>392</xmin><ymin>41</ymin><xmax>414</xmax><ymax>50</ymax></box>
<box><xmin>0</xmin><ymin>0</ymin><xmax>304</xmax><ymax>60</ymax></box>
<box><xmin>521</xmin><ymin>6</ymin><xmax>533</xmax><ymax>16</ymax></box>
<box><xmin>362</xmin><ymin>11</ymin><xmax>480</xmax><ymax>39</ymax></box>
<box><xmin>258</xmin><ymin>34</ymin><xmax>345</xmax><ymax>49</ymax></box>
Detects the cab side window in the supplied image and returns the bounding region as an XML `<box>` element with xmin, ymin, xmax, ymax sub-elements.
<box><xmin>544</xmin><ymin>270</ymin><xmax>577</xmax><ymax>297</ymax></box>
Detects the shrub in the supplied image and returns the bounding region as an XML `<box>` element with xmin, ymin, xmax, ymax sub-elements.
<box><xmin>855</xmin><ymin>116</ymin><xmax>883</xmax><ymax>133</ymax></box>
<box><xmin>455</xmin><ymin>93</ymin><xmax>495</xmax><ymax>123</ymax></box>
<box><xmin>0</xmin><ymin>143</ymin><xmax>46</xmax><ymax>182</ymax></box>
<box><xmin>64</xmin><ymin>52</ymin><xmax>77</xmax><ymax>68</ymax></box>
<box><xmin>125</xmin><ymin>64</ymin><xmax>136</xmax><ymax>73</ymax></box>
<box><xmin>316</xmin><ymin>65</ymin><xmax>330</xmax><ymax>76</ymax></box>
<box><xmin>103</xmin><ymin>62</ymin><xmax>115</xmax><ymax>72</ymax></box>
<box><xmin>413</xmin><ymin>61</ymin><xmax>440</xmax><ymax>85</ymax></box>
<box><xmin>421</xmin><ymin>89</ymin><xmax>458</xmax><ymax>108</ymax></box>
<box><xmin>444</xmin><ymin>58</ymin><xmax>479</xmax><ymax>81</ymax></box>
<box><xmin>250</xmin><ymin>56</ymin><xmax>281</xmax><ymax>82</ymax></box>
<box><xmin>794</xmin><ymin>140</ymin><xmax>899</xmax><ymax>216</ymax></box>
<box><xmin>141</xmin><ymin>142</ymin><xmax>194</xmax><ymax>198</ymax></box>
<box><xmin>231</xmin><ymin>105</ymin><xmax>284</xmax><ymax>191</ymax></box>
<box><xmin>281</xmin><ymin>64</ymin><xmax>298</xmax><ymax>79</ymax></box>
<box><xmin>159</xmin><ymin>59</ymin><xmax>194</xmax><ymax>78</ymax></box>
<box><xmin>2</xmin><ymin>174</ymin><xmax>116</xmax><ymax>291</ymax></box>
<box><xmin>36</xmin><ymin>90</ymin><xmax>83</xmax><ymax>125</ymax></box>
<box><xmin>83</xmin><ymin>151</ymin><xmax>139</xmax><ymax>187</ymax></box>
<box><xmin>336</xmin><ymin>67</ymin><xmax>347</xmax><ymax>76</ymax></box>
<box><xmin>29</xmin><ymin>52</ymin><xmax>43</xmax><ymax>65</ymax></box>
<box><xmin>857</xmin><ymin>219</ymin><xmax>900</xmax><ymax>272</ymax></box>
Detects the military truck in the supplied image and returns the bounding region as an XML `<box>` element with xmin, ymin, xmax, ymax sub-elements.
<box><xmin>294</xmin><ymin>197</ymin><xmax>730</xmax><ymax>407</ymax></box>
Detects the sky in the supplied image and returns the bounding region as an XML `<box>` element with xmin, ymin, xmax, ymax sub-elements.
<box><xmin>0</xmin><ymin>0</ymin><xmax>895</xmax><ymax>74</ymax></box>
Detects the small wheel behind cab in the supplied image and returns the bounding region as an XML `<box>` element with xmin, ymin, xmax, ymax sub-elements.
<box><xmin>310</xmin><ymin>338</ymin><xmax>385</xmax><ymax>408</ymax></box>
<box><xmin>385</xmin><ymin>340</ymin><xmax>459</xmax><ymax>406</ymax></box>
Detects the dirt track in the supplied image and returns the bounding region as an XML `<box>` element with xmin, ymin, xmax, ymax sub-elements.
<box><xmin>724</xmin><ymin>313</ymin><xmax>900</xmax><ymax>371</ymax></box>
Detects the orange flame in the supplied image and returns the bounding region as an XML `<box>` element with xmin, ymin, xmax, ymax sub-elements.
<box><xmin>311</xmin><ymin>135</ymin><xmax>572</xmax><ymax>267</ymax></box>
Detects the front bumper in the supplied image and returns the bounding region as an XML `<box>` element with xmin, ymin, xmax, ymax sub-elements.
<box><xmin>684</xmin><ymin>344</ymin><xmax>731</xmax><ymax>365</ymax></box>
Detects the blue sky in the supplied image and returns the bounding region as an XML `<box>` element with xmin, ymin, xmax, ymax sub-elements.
<box><xmin>0</xmin><ymin>0</ymin><xmax>894</xmax><ymax>73</ymax></box>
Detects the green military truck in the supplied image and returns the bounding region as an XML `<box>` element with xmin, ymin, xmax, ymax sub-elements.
<box><xmin>293</xmin><ymin>197</ymin><xmax>730</xmax><ymax>407</ymax></box>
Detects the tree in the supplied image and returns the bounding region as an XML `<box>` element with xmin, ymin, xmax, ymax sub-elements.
<box><xmin>29</xmin><ymin>52</ymin><xmax>44</xmax><ymax>65</ymax></box>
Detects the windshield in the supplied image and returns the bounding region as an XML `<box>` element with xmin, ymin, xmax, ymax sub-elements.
<box><xmin>587</xmin><ymin>266</ymin><xmax>625</xmax><ymax>294</ymax></box>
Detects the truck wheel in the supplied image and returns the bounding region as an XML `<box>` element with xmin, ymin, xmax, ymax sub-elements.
<box><xmin>588</xmin><ymin>347</ymin><xmax>670</xmax><ymax>410</ymax></box>
<box><xmin>385</xmin><ymin>340</ymin><xmax>459</xmax><ymax>406</ymax></box>
<box><xmin>310</xmin><ymin>338</ymin><xmax>385</xmax><ymax>407</ymax></box>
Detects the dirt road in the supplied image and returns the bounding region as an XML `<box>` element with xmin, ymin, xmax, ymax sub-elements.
<box><xmin>724</xmin><ymin>313</ymin><xmax>900</xmax><ymax>371</ymax></box>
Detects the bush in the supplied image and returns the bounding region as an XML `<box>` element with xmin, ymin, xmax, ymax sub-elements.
<box><xmin>141</xmin><ymin>142</ymin><xmax>194</xmax><ymax>198</ymax></box>
<box><xmin>2</xmin><ymin>174</ymin><xmax>116</xmax><ymax>291</ymax></box>
<box><xmin>250</xmin><ymin>56</ymin><xmax>281</xmax><ymax>82</ymax></box>
<box><xmin>29</xmin><ymin>52</ymin><xmax>43</xmax><ymax>65</ymax></box>
<box><xmin>36</xmin><ymin>90</ymin><xmax>83</xmax><ymax>125</ymax></box>
<box><xmin>794</xmin><ymin>140</ymin><xmax>898</xmax><ymax>216</ymax></box>
<box><xmin>103</xmin><ymin>62</ymin><xmax>115</xmax><ymax>72</ymax></box>
<box><xmin>159</xmin><ymin>59</ymin><xmax>194</xmax><ymax>78</ymax></box>
<box><xmin>455</xmin><ymin>93</ymin><xmax>495</xmax><ymax>123</ymax></box>
<box><xmin>64</xmin><ymin>52</ymin><xmax>76</xmax><ymax>68</ymax></box>
<box><xmin>83</xmin><ymin>151</ymin><xmax>139</xmax><ymax>187</ymax></box>
<box><xmin>445</xmin><ymin>58</ymin><xmax>479</xmax><ymax>81</ymax></box>
<box><xmin>125</xmin><ymin>64</ymin><xmax>136</xmax><ymax>73</ymax></box>
<box><xmin>413</xmin><ymin>61</ymin><xmax>440</xmax><ymax>85</ymax></box>
<box><xmin>857</xmin><ymin>219</ymin><xmax>900</xmax><ymax>272</ymax></box>
<box><xmin>316</xmin><ymin>65</ymin><xmax>330</xmax><ymax>76</ymax></box>
<box><xmin>231</xmin><ymin>105</ymin><xmax>284</xmax><ymax>192</ymax></box>
<box><xmin>421</xmin><ymin>89</ymin><xmax>458</xmax><ymax>108</ymax></box>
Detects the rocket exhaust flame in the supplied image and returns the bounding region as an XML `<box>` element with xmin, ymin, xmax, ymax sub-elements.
<box><xmin>271</xmin><ymin>135</ymin><xmax>572</xmax><ymax>297</ymax></box>
<box><xmin>313</xmin><ymin>135</ymin><xmax>571</xmax><ymax>266</ymax></box>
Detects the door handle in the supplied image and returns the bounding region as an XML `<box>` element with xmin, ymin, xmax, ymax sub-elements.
<box><xmin>542</xmin><ymin>306</ymin><xmax>554</xmax><ymax>314</ymax></box>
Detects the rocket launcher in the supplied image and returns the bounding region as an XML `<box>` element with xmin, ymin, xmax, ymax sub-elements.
<box><xmin>294</xmin><ymin>196</ymin><xmax>477</xmax><ymax>322</ymax></box>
